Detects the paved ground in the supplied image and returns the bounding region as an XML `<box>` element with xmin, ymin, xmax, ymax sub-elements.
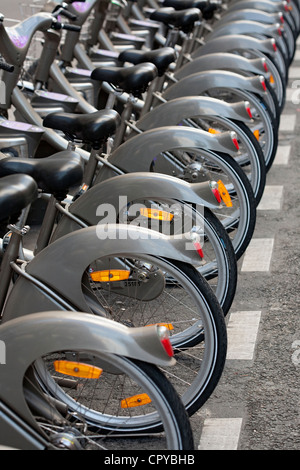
<box><xmin>0</xmin><ymin>0</ymin><xmax>299</xmax><ymax>452</ymax></box>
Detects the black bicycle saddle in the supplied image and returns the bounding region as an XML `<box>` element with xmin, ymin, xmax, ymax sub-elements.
<box><xmin>0</xmin><ymin>174</ymin><xmax>38</xmax><ymax>222</ymax></box>
<box><xmin>150</xmin><ymin>7</ymin><xmax>201</xmax><ymax>33</ymax></box>
<box><xmin>43</xmin><ymin>109</ymin><xmax>120</xmax><ymax>148</ymax></box>
<box><xmin>91</xmin><ymin>62</ymin><xmax>158</xmax><ymax>95</ymax></box>
<box><xmin>118</xmin><ymin>48</ymin><xmax>176</xmax><ymax>77</ymax></box>
<box><xmin>0</xmin><ymin>151</ymin><xmax>83</xmax><ymax>199</ymax></box>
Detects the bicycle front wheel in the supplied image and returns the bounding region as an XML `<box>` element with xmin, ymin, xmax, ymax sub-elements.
<box><xmin>83</xmin><ymin>254</ymin><xmax>227</xmax><ymax>418</ymax></box>
<box><xmin>29</xmin><ymin>353</ymin><xmax>194</xmax><ymax>450</ymax></box>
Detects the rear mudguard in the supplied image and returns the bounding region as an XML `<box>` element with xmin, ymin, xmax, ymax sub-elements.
<box><xmin>0</xmin><ymin>311</ymin><xmax>175</xmax><ymax>445</ymax></box>
<box><xmin>204</xmin><ymin>20</ymin><xmax>288</xmax><ymax>58</ymax></box>
<box><xmin>162</xmin><ymin>70</ymin><xmax>267</xmax><ymax>101</ymax></box>
<box><xmin>2</xmin><ymin>225</ymin><xmax>202</xmax><ymax>319</ymax></box>
<box><xmin>191</xmin><ymin>35</ymin><xmax>277</xmax><ymax>59</ymax></box>
<box><xmin>51</xmin><ymin>172</ymin><xmax>220</xmax><ymax>242</ymax></box>
<box><xmin>174</xmin><ymin>54</ymin><xmax>268</xmax><ymax>81</ymax></box>
<box><xmin>205</xmin><ymin>20</ymin><xmax>283</xmax><ymax>43</ymax></box>
<box><xmin>216</xmin><ymin>9</ymin><xmax>283</xmax><ymax>26</ymax></box>
<box><xmin>134</xmin><ymin>96</ymin><xmax>253</xmax><ymax>132</ymax></box>
<box><xmin>226</xmin><ymin>0</ymin><xmax>289</xmax><ymax>14</ymax></box>
<box><xmin>94</xmin><ymin>126</ymin><xmax>238</xmax><ymax>180</ymax></box>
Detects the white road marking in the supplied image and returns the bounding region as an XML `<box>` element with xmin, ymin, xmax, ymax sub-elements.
<box><xmin>258</xmin><ymin>186</ymin><xmax>284</xmax><ymax>210</ymax></box>
<box><xmin>273</xmin><ymin>145</ymin><xmax>291</xmax><ymax>165</ymax></box>
<box><xmin>226</xmin><ymin>311</ymin><xmax>262</xmax><ymax>360</ymax></box>
<box><xmin>279</xmin><ymin>114</ymin><xmax>296</xmax><ymax>132</ymax></box>
<box><xmin>198</xmin><ymin>418</ymin><xmax>243</xmax><ymax>450</ymax></box>
<box><xmin>241</xmin><ymin>238</ymin><xmax>274</xmax><ymax>272</ymax></box>
<box><xmin>288</xmin><ymin>67</ymin><xmax>300</xmax><ymax>79</ymax></box>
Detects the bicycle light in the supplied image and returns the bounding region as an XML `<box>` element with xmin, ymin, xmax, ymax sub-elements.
<box><xmin>157</xmin><ymin>325</ymin><xmax>174</xmax><ymax>357</ymax></box>
<box><xmin>260</xmin><ymin>76</ymin><xmax>267</xmax><ymax>92</ymax></box>
<box><xmin>245</xmin><ymin>101</ymin><xmax>253</xmax><ymax>119</ymax></box>
<box><xmin>210</xmin><ymin>180</ymin><xmax>222</xmax><ymax>203</ymax></box>
<box><xmin>230</xmin><ymin>132</ymin><xmax>240</xmax><ymax>150</ymax></box>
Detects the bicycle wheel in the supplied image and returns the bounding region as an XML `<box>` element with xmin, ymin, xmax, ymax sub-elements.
<box><xmin>178</xmin><ymin>114</ymin><xmax>267</xmax><ymax>205</ymax></box>
<box><xmin>28</xmin><ymin>353</ymin><xmax>194</xmax><ymax>450</ymax></box>
<box><xmin>117</xmin><ymin>197</ymin><xmax>237</xmax><ymax>315</ymax></box>
<box><xmin>150</xmin><ymin>146</ymin><xmax>256</xmax><ymax>260</ymax></box>
<box><xmin>82</xmin><ymin>254</ymin><xmax>227</xmax><ymax>418</ymax></box>
<box><xmin>202</xmin><ymin>87</ymin><xmax>278</xmax><ymax>171</ymax></box>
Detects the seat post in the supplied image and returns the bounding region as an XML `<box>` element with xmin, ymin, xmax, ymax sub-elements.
<box><xmin>112</xmin><ymin>95</ymin><xmax>136</xmax><ymax>149</ymax></box>
<box><xmin>34</xmin><ymin>195</ymin><xmax>59</xmax><ymax>255</ymax></box>
<box><xmin>0</xmin><ymin>213</ymin><xmax>30</xmax><ymax>315</ymax></box>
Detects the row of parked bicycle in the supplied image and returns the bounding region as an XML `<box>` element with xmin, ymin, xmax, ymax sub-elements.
<box><xmin>0</xmin><ymin>0</ymin><xmax>296</xmax><ymax>450</ymax></box>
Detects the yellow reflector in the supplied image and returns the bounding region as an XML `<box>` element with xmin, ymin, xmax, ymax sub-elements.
<box><xmin>208</xmin><ymin>127</ymin><xmax>220</xmax><ymax>134</ymax></box>
<box><xmin>90</xmin><ymin>269</ymin><xmax>130</xmax><ymax>282</ymax></box>
<box><xmin>218</xmin><ymin>180</ymin><xmax>233</xmax><ymax>207</ymax></box>
<box><xmin>253</xmin><ymin>129</ymin><xmax>260</xmax><ymax>141</ymax></box>
<box><xmin>121</xmin><ymin>393</ymin><xmax>152</xmax><ymax>408</ymax></box>
<box><xmin>269</xmin><ymin>74</ymin><xmax>275</xmax><ymax>84</ymax></box>
<box><xmin>140</xmin><ymin>208</ymin><xmax>174</xmax><ymax>221</ymax></box>
<box><xmin>145</xmin><ymin>322</ymin><xmax>174</xmax><ymax>331</ymax></box>
<box><xmin>54</xmin><ymin>361</ymin><xmax>103</xmax><ymax>379</ymax></box>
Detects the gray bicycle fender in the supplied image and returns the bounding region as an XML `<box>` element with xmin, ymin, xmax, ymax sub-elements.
<box><xmin>101</xmin><ymin>126</ymin><xmax>238</xmax><ymax>174</ymax></box>
<box><xmin>3</xmin><ymin>225</ymin><xmax>202</xmax><ymax>317</ymax></box>
<box><xmin>205</xmin><ymin>20</ymin><xmax>282</xmax><ymax>42</ymax></box>
<box><xmin>227</xmin><ymin>0</ymin><xmax>287</xmax><ymax>14</ymax></box>
<box><xmin>216</xmin><ymin>9</ymin><xmax>283</xmax><ymax>26</ymax></box>
<box><xmin>0</xmin><ymin>311</ymin><xmax>175</xmax><ymax>439</ymax></box>
<box><xmin>135</xmin><ymin>96</ymin><xmax>253</xmax><ymax>131</ymax></box>
<box><xmin>51</xmin><ymin>173</ymin><xmax>220</xmax><ymax>241</ymax></box>
<box><xmin>162</xmin><ymin>70</ymin><xmax>267</xmax><ymax>101</ymax></box>
<box><xmin>191</xmin><ymin>35</ymin><xmax>276</xmax><ymax>59</ymax></box>
<box><xmin>174</xmin><ymin>54</ymin><xmax>267</xmax><ymax>81</ymax></box>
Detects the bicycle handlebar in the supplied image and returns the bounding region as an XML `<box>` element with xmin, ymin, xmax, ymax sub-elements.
<box><xmin>0</xmin><ymin>59</ymin><xmax>14</xmax><ymax>73</ymax></box>
<box><xmin>52</xmin><ymin>19</ymin><xmax>81</xmax><ymax>32</ymax></box>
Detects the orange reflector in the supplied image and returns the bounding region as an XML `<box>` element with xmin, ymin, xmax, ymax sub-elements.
<box><xmin>208</xmin><ymin>127</ymin><xmax>220</xmax><ymax>134</ymax></box>
<box><xmin>253</xmin><ymin>130</ymin><xmax>260</xmax><ymax>141</ymax></box>
<box><xmin>90</xmin><ymin>270</ymin><xmax>130</xmax><ymax>282</ymax></box>
<box><xmin>140</xmin><ymin>208</ymin><xmax>174</xmax><ymax>221</ymax></box>
<box><xmin>269</xmin><ymin>74</ymin><xmax>275</xmax><ymax>84</ymax></box>
<box><xmin>121</xmin><ymin>393</ymin><xmax>151</xmax><ymax>408</ymax></box>
<box><xmin>54</xmin><ymin>361</ymin><xmax>103</xmax><ymax>379</ymax></box>
<box><xmin>218</xmin><ymin>180</ymin><xmax>233</xmax><ymax>207</ymax></box>
<box><xmin>146</xmin><ymin>322</ymin><xmax>174</xmax><ymax>330</ymax></box>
